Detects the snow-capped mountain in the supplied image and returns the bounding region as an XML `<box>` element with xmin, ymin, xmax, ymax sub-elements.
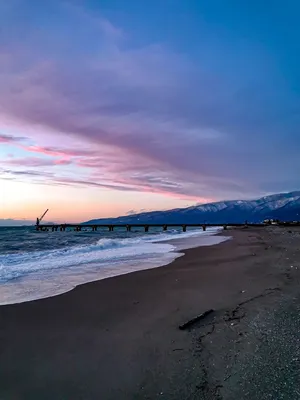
<box><xmin>84</xmin><ymin>191</ymin><xmax>300</xmax><ymax>225</ymax></box>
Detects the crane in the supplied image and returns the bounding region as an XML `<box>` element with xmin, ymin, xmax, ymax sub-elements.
<box><xmin>36</xmin><ymin>209</ymin><xmax>49</xmax><ymax>226</ymax></box>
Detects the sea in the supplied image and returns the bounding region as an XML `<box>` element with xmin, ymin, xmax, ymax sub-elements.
<box><xmin>0</xmin><ymin>225</ymin><xmax>228</xmax><ymax>305</ymax></box>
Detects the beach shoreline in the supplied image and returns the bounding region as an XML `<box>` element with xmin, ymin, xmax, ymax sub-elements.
<box><xmin>0</xmin><ymin>227</ymin><xmax>226</xmax><ymax>305</ymax></box>
<box><xmin>0</xmin><ymin>226</ymin><xmax>299</xmax><ymax>399</ymax></box>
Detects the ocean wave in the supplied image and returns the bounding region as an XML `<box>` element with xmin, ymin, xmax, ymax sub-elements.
<box><xmin>0</xmin><ymin>238</ymin><xmax>174</xmax><ymax>283</ymax></box>
<box><xmin>0</xmin><ymin>227</ymin><xmax>221</xmax><ymax>284</ymax></box>
<box><xmin>0</xmin><ymin>226</ymin><xmax>226</xmax><ymax>304</ymax></box>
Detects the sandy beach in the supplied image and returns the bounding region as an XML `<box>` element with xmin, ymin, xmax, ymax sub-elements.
<box><xmin>0</xmin><ymin>226</ymin><xmax>299</xmax><ymax>399</ymax></box>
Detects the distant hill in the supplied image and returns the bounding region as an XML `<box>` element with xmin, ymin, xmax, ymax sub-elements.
<box><xmin>0</xmin><ymin>219</ymin><xmax>36</xmax><ymax>227</ymax></box>
<box><xmin>84</xmin><ymin>191</ymin><xmax>300</xmax><ymax>225</ymax></box>
<box><xmin>0</xmin><ymin>219</ymin><xmax>54</xmax><ymax>227</ymax></box>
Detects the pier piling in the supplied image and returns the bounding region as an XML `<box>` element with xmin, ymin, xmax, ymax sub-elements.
<box><xmin>36</xmin><ymin>222</ymin><xmax>271</xmax><ymax>233</ymax></box>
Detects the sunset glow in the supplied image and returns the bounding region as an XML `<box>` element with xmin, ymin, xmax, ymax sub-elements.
<box><xmin>1</xmin><ymin>1</ymin><xmax>299</xmax><ymax>223</ymax></box>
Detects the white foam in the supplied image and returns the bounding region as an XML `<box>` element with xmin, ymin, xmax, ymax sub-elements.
<box><xmin>0</xmin><ymin>226</ymin><xmax>227</xmax><ymax>305</ymax></box>
<box><xmin>0</xmin><ymin>240</ymin><xmax>175</xmax><ymax>281</ymax></box>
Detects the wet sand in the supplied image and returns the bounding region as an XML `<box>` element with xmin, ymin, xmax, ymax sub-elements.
<box><xmin>0</xmin><ymin>227</ymin><xmax>299</xmax><ymax>399</ymax></box>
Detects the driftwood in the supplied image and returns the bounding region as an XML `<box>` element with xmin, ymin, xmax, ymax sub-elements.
<box><xmin>179</xmin><ymin>309</ymin><xmax>214</xmax><ymax>330</ymax></box>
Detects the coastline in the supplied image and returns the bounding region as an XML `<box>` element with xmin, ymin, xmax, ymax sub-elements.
<box><xmin>0</xmin><ymin>227</ymin><xmax>226</xmax><ymax>305</ymax></box>
<box><xmin>0</xmin><ymin>227</ymin><xmax>299</xmax><ymax>399</ymax></box>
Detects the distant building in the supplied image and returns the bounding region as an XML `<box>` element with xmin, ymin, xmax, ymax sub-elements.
<box><xmin>263</xmin><ymin>218</ymin><xmax>279</xmax><ymax>225</ymax></box>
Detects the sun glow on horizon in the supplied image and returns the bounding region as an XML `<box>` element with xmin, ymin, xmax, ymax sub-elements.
<box><xmin>0</xmin><ymin>179</ymin><xmax>210</xmax><ymax>223</ymax></box>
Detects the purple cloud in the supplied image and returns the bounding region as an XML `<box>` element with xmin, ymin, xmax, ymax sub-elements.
<box><xmin>1</xmin><ymin>168</ymin><xmax>54</xmax><ymax>178</ymax></box>
<box><xmin>0</xmin><ymin>133</ymin><xmax>25</xmax><ymax>143</ymax></box>
<box><xmin>0</xmin><ymin>1</ymin><xmax>299</xmax><ymax>201</ymax></box>
<box><xmin>2</xmin><ymin>157</ymin><xmax>72</xmax><ymax>167</ymax></box>
<box><xmin>24</xmin><ymin>145</ymin><xmax>98</xmax><ymax>157</ymax></box>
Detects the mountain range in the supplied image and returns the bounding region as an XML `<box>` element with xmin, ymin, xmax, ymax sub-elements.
<box><xmin>85</xmin><ymin>191</ymin><xmax>300</xmax><ymax>225</ymax></box>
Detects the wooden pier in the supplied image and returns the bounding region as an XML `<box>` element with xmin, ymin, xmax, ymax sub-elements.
<box><xmin>36</xmin><ymin>222</ymin><xmax>267</xmax><ymax>232</ymax></box>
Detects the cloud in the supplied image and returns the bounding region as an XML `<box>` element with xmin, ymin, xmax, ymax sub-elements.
<box><xmin>54</xmin><ymin>159</ymin><xmax>72</xmax><ymax>165</ymax></box>
<box><xmin>62</xmin><ymin>2</ymin><xmax>124</xmax><ymax>41</ymax></box>
<box><xmin>51</xmin><ymin>176</ymin><xmax>137</xmax><ymax>191</ymax></box>
<box><xmin>1</xmin><ymin>168</ymin><xmax>136</xmax><ymax>191</ymax></box>
<box><xmin>126</xmin><ymin>208</ymin><xmax>151</xmax><ymax>215</ymax></box>
<box><xmin>0</xmin><ymin>133</ymin><xmax>25</xmax><ymax>143</ymax></box>
<box><xmin>1</xmin><ymin>168</ymin><xmax>54</xmax><ymax>177</ymax></box>
<box><xmin>126</xmin><ymin>210</ymin><xmax>137</xmax><ymax>215</ymax></box>
<box><xmin>24</xmin><ymin>145</ymin><xmax>98</xmax><ymax>157</ymax></box>
<box><xmin>0</xmin><ymin>1</ymin><xmax>299</xmax><ymax>200</ymax></box>
<box><xmin>2</xmin><ymin>157</ymin><xmax>71</xmax><ymax>167</ymax></box>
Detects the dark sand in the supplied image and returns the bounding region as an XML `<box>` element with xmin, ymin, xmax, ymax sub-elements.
<box><xmin>0</xmin><ymin>227</ymin><xmax>300</xmax><ymax>399</ymax></box>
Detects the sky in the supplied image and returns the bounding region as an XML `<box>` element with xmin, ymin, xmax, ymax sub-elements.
<box><xmin>0</xmin><ymin>0</ymin><xmax>299</xmax><ymax>223</ymax></box>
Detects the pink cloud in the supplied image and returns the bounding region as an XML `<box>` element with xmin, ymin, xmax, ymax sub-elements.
<box><xmin>54</xmin><ymin>159</ymin><xmax>72</xmax><ymax>165</ymax></box>
<box><xmin>0</xmin><ymin>2</ymin><xmax>276</xmax><ymax>201</ymax></box>
<box><xmin>2</xmin><ymin>157</ymin><xmax>72</xmax><ymax>167</ymax></box>
<box><xmin>50</xmin><ymin>176</ymin><xmax>205</xmax><ymax>201</ymax></box>
<box><xmin>24</xmin><ymin>145</ymin><xmax>97</xmax><ymax>157</ymax></box>
<box><xmin>0</xmin><ymin>47</ymin><xmax>258</xmax><ymax>200</ymax></box>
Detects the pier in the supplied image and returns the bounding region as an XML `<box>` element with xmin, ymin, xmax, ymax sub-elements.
<box><xmin>35</xmin><ymin>209</ymin><xmax>300</xmax><ymax>232</ymax></box>
<box><xmin>35</xmin><ymin>222</ymin><xmax>266</xmax><ymax>232</ymax></box>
